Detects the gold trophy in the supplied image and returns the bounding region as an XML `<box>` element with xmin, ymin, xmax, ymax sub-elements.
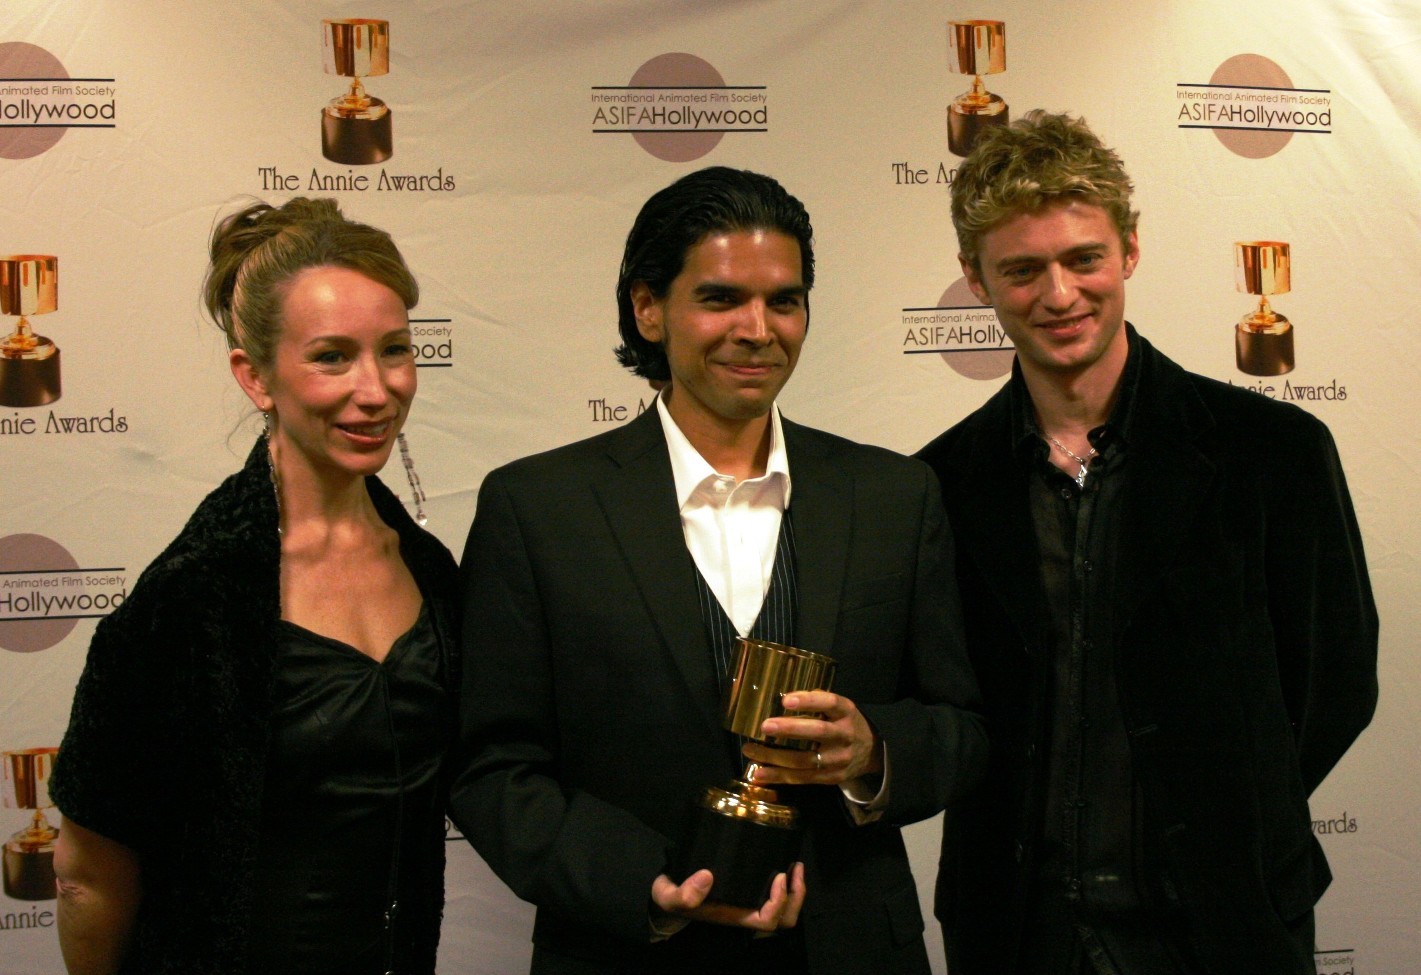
<box><xmin>321</xmin><ymin>18</ymin><xmax>393</xmax><ymax>165</ymax></box>
<box><xmin>1234</xmin><ymin>241</ymin><xmax>1294</xmax><ymax>376</ymax></box>
<box><xmin>673</xmin><ymin>638</ymin><xmax>835</xmax><ymax>908</ymax></box>
<box><xmin>0</xmin><ymin>255</ymin><xmax>60</xmax><ymax>407</ymax></box>
<box><xmin>4</xmin><ymin>747</ymin><xmax>60</xmax><ymax>901</ymax></box>
<box><xmin>947</xmin><ymin>20</ymin><xmax>1008</xmax><ymax>157</ymax></box>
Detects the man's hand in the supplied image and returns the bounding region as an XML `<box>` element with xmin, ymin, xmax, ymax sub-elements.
<box><xmin>743</xmin><ymin>690</ymin><xmax>882</xmax><ymax>785</ymax></box>
<box><xmin>650</xmin><ymin>863</ymin><xmax>806</xmax><ymax>932</ymax></box>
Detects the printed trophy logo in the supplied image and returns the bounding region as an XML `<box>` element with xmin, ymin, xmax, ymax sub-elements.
<box><xmin>0</xmin><ymin>256</ymin><xmax>61</xmax><ymax>407</ymax></box>
<box><xmin>672</xmin><ymin>639</ymin><xmax>835</xmax><ymax>907</ymax></box>
<box><xmin>3</xmin><ymin>748</ymin><xmax>59</xmax><ymax>901</ymax></box>
<box><xmin>947</xmin><ymin>20</ymin><xmax>1007</xmax><ymax>157</ymax></box>
<box><xmin>321</xmin><ymin>19</ymin><xmax>392</xmax><ymax>165</ymax></box>
<box><xmin>1234</xmin><ymin>241</ymin><xmax>1294</xmax><ymax>376</ymax></box>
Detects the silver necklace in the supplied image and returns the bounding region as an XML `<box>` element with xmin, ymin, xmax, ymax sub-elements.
<box><xmin>1045</xmin><ymin>434</ymin><xmax>1097</xmax><ymax>488</ymax></box>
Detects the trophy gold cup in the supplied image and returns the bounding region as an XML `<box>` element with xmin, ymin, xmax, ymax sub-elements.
<box><xmin>321</xmin><ymin>18</ymin><xmax>393</xmax><ymax>165</ymax></box>
<box><xmin>672</xmin><ymin>638</ymin><xmax>835</xmax><ymax>908</ymax></box>
<box><xmin>4</xmin><ymin>747</ymin><xmax>60</xmax><ymax>901</ymax></box>
<box><xmin>1234</xmin><ymin>241</ymin><xmax>1294</xmax><ymax>376</ymax></box>
<box><xmin>0</xmin><ymin>255</ymin><xmax>60</xmax><ymax>408</ymax></box>
<box><xmin>947</xmin><ymin>20</ymin><xmax>1008</xmax><ymax>157</ymax></box>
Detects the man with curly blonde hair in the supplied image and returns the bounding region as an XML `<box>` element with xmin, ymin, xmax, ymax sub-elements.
<box><xmin>918</xmin><ymin>111</ymin><xmax>1377</xmax><ymax>975</ymax></box>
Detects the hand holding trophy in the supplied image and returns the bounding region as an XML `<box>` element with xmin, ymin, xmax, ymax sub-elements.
<box><xmin>671</xmin><ymin>638</ymin><xmax>835</xmax><ymax>909</ymax></box>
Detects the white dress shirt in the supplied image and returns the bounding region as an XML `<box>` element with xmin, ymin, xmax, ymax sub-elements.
<box><xmin>654</xmin><ymin>395</ymin><xmax>888</xmax><ymax>822</ymax></box>
<box><xmin>657</xmin><ymin>394</ymin><xmax>791</xmax><ymax>636</ymax></box>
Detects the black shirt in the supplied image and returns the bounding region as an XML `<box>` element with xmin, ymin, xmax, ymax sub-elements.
<box><xmin>1009</xmin><ymin>335</ymin><xmax>1172</xmax><ymax>919</ymax></box>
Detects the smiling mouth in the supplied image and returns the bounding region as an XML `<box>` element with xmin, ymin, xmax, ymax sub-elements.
<box><xmin>336</xmin><ymin>419</ymin><xmax>395</xmax><ymax>440</ymax></box>
<box><xmin>1035</xmin><ymin>313</ymin><xmax>1090</xmax><ymax>332</ymax></box>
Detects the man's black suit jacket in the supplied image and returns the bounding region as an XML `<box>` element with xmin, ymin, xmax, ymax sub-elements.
<box><xmin>452</xmin><ymin>408</ymin><xmax>986</xmax><ymax>974</ymax></box>
<box><xmin>917</xmin><ymin>329</ymin><xmax>1378</xmax><ymax>975</ymax></box>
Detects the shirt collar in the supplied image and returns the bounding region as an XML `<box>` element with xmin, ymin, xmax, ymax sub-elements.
<box><xmin>1009</xmin><ymin>323</ymin><xmax>1142</xmax><ymax>467</ymax></box>
<box><xmin>655</xmin><ymin>392</ymin><xmax>792</xmax><ymax>510</ymax></box>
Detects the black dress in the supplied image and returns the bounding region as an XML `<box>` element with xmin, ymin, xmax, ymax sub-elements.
<box><xmin>247</xmin><ymin>604</ymin><xmax>449</xmax><ymax>975</ymax></box>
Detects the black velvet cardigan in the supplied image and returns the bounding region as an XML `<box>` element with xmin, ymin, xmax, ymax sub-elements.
<box><xmin>920</xmin><ymin>330</ymin><xmax>1378</xmax><ymax>975</ymax></box>
<box><xmin>51</xmin><ymin>437</ymin><xmax>462</xmax><ymax>975</ymax></box>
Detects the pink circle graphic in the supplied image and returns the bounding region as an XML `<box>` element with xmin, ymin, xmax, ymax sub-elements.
<box><xmin>0</xmin><ymin>43</ymin><xmax>69</xmax><ymax>160</ymax></box>
<box><xmin>0</xmin><ymin>534</ymin><xmax>81</xmax><ymax>653</ymax></box>
<box><xmin>1210</xmin><ymin>54</ymin><xmax>1294</xmax><ymax>159</ymax></box>
<box><xmin>629</xmin><ymin>53</ymin><xmax>726</xmax><ymax>162</ymax></box>
<box><xmin>936</xmin><ymin>279</ymin><xmax>1014</xmax><ymax>380</ymax></box>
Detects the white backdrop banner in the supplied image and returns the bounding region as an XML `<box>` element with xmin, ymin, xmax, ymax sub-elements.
<box><xmin>2</xmin><ymin>2</ymin><xmax>1415</xmax><ymax>973</ymax></box>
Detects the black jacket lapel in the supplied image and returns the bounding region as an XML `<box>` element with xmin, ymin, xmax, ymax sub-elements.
<box><xmin>591</xmin><ymin>410</ymin><xmax>723</xmax><ymax>733</ymax></box>
<box><xmin>1113</xmin><ymin>337</ymin><xmax>1217</xmax><ymax>637</ymax></box>
<box><xmin>951</xmin><ymin>387</ymin><xmax>1052</xmax><ymax>655</ymax></box>
<box><xmin>780</xmin><ymin>419</ymin><xmax>853</xmax><ymax>657</ymax></box>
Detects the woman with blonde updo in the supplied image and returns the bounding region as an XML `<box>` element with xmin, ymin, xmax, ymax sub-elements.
<box><xmin>50</xmin><ymin>197</ymin><xmax>460</xmax><ymax>975</ymax></box>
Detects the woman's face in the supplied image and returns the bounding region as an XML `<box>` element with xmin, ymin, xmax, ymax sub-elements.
<box><xmin>242</xmin><ymin>265</ymin><xmax>416</xmax><ymax>485</ymax></box>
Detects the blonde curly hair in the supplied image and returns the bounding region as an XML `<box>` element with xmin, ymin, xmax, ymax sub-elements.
<box><xmin>951</xmin><ymin>111</ymin><xmax>1138</xmax><ymax>273</ymax></box>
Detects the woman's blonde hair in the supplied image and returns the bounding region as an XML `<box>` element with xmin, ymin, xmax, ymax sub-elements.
<box><xmin>203</xmin><ymin>197</ymin><xmax>418</xmax><ymax>369</ymax></box>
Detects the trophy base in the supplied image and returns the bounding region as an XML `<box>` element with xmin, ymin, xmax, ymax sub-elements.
<box><xmin>1236</xmin><ymin>316</ymin><xmax>1294</xmax><ymax>376</ymax></box>
<box><xmin>322</xmin><ymin>107</ymin><xmax>393</xmax><ymax>165</ymax></box>
<box><xmin>949</xmin><ymin>103</ymin><xmax>1008</xmax><ymax>157</ymax></box>
<box><xmin>3</xmin><ymin>844</ymin><xmax>57</xmax><ymax>901</ymax></box>
<box><xmin>0</xmin><ymin>350</ymin><xmax>61</xmax><ymax>407</ymax></box>
<box><xmin>672</xmin><ymin>787</ymin><xmax>802</xmax><ymax>909</ymax></box>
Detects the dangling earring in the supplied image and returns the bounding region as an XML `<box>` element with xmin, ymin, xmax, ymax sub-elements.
<box><xmin>263</xmin><ymin>412</ymin><xmax>283</xmax><ymax>536</ymax></box>
<box><xmin>398</xmin><ymin>431</ymin><xmax>428</xmax><ymax>527</ymax></box>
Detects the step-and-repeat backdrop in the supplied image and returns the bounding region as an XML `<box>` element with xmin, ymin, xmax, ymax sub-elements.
<box><xmin>2</xmin><ymin>2</ymin><xmax>1415</xmax><ymax>972</ymax></box>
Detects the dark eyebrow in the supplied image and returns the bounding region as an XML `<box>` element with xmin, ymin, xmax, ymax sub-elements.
<box><xmin>689</xmin><ymin>281</ymin><xmax>808</xmax><ymax>299</ymax></box>
<box><xmin>690</xmin><ymin>280</ymin><xmax>741</xmax><ymax>297</ymax></box>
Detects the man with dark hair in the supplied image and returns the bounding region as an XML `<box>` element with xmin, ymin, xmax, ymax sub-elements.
<box><xmin>918</xmin><ymin>111</ymin><xmax>1378</xmax><ymax>975</ymax></box>
<box><xmin>613</xmin><ymin>166</ymin><xmax>816</xmax><ymax>382</ymax></box>
<box><xmin>453</xmin><ymin>166</ymin><xmax>985</xmax><ymax>974</ymax></box>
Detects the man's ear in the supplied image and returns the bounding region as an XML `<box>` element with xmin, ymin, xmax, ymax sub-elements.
<box><xmin>1122</xmin><ymin>231</ymin><xmax>1140</xmax><ymax>280</ymax></box>
<box><xmin>961</xmin><ymin>254</ymin><xmax>991</xmax><ymax>306</ymax></box>
<box><xmin>630</xmin><ymin>282</ymin><xmax>663</xmax><ymax>343</ymax></box>
<box><xmin>230</xmin><ymin>348</ymin><xmax>274</xmax><ymax>413</ymax></box>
